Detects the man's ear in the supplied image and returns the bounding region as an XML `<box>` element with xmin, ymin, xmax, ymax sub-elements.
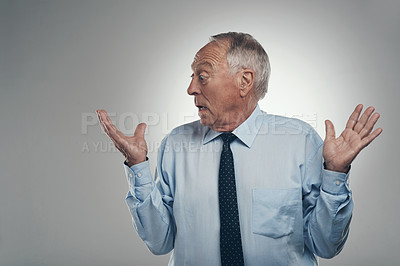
<box><xmin>238</xmin><ymin>69</ymin><xmax>255</xmax><ymax>97</ymax></box>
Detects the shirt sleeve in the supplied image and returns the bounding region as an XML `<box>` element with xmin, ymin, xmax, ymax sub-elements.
<box><xmin>302</xmin><ymin>131</ymin><xmax>354</xmax><ymax>259</ymax></box>
<box><xmin>124</xmin><ymin>136</ymin><xmax>176</xmax><ymax>255</ymax></box>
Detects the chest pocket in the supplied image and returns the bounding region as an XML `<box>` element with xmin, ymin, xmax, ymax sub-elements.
<box><xmin>252</xmin><ymin>188</ymin><xmax>300</xmax><ymax>239</ymax></box>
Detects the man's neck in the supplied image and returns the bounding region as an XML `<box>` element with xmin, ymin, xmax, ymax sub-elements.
<box><xmin>211</xmin><ymin>104</ymin><xmax>257</xmax><ymax>132</ymax></box>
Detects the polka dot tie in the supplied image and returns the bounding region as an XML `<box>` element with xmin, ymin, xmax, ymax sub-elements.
<box><xmin>219</xmin><ymin>133</ymin><xmax>244</xmax><ymax>266</ymax></box>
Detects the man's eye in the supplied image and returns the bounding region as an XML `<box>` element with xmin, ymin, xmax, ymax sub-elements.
<box><xmin>199</xmin><ymin>75</ymin><xmax>206</xmax><ymax>81</ymax></box>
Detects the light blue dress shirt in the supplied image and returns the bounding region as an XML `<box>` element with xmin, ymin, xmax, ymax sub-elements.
<box><xmin>124</xmin><ymin>105</ymin><xmax>353</xmax><ymax>266</ymax></box>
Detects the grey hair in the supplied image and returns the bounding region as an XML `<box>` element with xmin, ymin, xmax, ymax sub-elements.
<box><xmin>210</xmin><ymin>32</ymin><xmax>271</xmax><ymax>99</ymax></box>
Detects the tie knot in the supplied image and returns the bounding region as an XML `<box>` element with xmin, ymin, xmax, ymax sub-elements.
<box><xmin>220</xmin><ymin>133</ymin><xmax>237</xmax><ymax>144</ymax></box>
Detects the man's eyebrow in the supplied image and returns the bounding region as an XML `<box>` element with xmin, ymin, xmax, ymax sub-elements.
<box><xmin>191</xmin><ymin>62</ymin><xmax>214</xmax><ymax>72</ymax></box>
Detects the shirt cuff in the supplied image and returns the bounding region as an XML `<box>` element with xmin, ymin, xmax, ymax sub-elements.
<box><xmin>124</xmin><ymin>160</ymin><xmax>153</xmax><ymax>187</ymax></box>
<box><xmin>321</xmin><ymin>168</ymin><xmax>351</xmax><ymax>195</ymax></box>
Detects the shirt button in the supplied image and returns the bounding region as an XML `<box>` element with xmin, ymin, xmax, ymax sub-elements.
<box><xmin>128</xmin><ymin>173</ymin><xmax>133</xmax><ymax>178</ymax></box>
<box><xmin>137</xmin><ymin>172</ymin><xmax>142</xmax><ymax>177</ymax></box>
<box><xmin>335</xmin><ymin>180</ymin><xmax>341</xmax><ymax>186</ymax></box>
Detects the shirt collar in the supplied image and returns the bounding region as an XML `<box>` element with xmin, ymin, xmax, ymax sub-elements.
<box><xmin>202</xmin><ymin>104</ymin><xmax>264</xmax><ymax>148</ymax></box>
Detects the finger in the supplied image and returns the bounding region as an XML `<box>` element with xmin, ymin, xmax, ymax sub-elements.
<box><xmin>359</xmin><ymin>112</ymin><xmax>380</xmax><ymax>139</ymax></box>
<box><xmin>97</xmin><ymin>110</ymin><xmax>111</xmax><ymax>134</ymax></box>
<box><xmin>97</xmin><ymin>109</ymin><xmax>109</xmax><ymax>127</ymax></box>
<box><xmin>97</xmin><ymin>110</ymin><xmax>122</xmax><ymax>140</ymax></box>
<box><xmin>324</xmin><ymin>120</ymin><xmax>336</xmax><ymax>141</ymax></box>
<box><xmin>345</xmin><ymin>104</ymin><xmax>363</xmax><ymax>130</ymax></box>
<box><xmin>102</xmin><ymin>110</ymin><xmax>119</xmax><ymax>133</ymax></box>
<box><xmin>354</xmin><ymin>106</ymin><xmax>375</xmax><ymax>133</ymax></box>
<box><xmin>361</xmin><ymin>127</ymin><xmax>383</xmax><ymax>148</ymax></box>
<box><xmin>134</xmin><ymin>123</ymin><xmax>147</xmax><ymax>138</ymax></box>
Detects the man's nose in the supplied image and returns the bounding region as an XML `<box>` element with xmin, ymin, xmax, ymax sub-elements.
<box><xmin>187</xmin><ymin>78</ymin><xmax>200</xmax><ymax>96</ymax></box>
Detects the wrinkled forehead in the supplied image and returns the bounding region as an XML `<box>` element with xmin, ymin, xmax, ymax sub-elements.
<box><xmin>191</xmin><ymin>41</ymin><xmax>229</xmax><ymax>71</ymax></box>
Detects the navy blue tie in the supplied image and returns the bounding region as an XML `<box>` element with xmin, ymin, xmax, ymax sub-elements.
<box><xmin>219</xmin><ymin>133</ymin><xmax>244</xmax><ymax>266</ymax></box>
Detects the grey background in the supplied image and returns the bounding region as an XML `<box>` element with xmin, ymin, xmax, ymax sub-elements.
<box><xmin>1</xmin><ymin>0</ymin><xmax>399</xmax><ymax>265</ymax></box>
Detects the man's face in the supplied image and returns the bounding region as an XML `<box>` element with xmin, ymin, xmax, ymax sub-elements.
<box><xmin>187</xmin><ymin>41</ymin><xmax>242</xmax><ymax>131</ymax></box>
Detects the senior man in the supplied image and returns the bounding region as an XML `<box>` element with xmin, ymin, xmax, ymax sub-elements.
<box><xmin>97</xmin><ymin>32</ymin><xmax>382</xmax><ymax>265</ymax></box>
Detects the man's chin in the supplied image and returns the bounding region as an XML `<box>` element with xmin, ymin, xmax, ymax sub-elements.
<box><xmin>199</xmin><ymin>118</ymin><xmax>208</xmax><ymax>126</ymax></box>
<box><xmin>199</xmin><ymin>116</ymin><xmax>211</xmax><ymax>127</ymax></box>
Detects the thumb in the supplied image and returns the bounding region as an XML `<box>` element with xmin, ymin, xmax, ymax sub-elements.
<box><xmin>134</xmin><ymin>123</ymin><xmax>147</xmax><ymax>138</ymax></box>
<box><xmin>325</xmin><ymin>120</ymin><xmax>336</xmax><ymax>141</ymax></box>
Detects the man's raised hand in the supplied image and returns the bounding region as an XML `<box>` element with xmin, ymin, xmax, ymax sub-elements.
<box><xmin>97</xmin><ymin>110</ymin><xmax>148</xmax><ymax>167</ymax></box>
<box><xmin>323</xmin><ymin>104</ymin><xmax>383</xmax><ymax>173</ymax></box>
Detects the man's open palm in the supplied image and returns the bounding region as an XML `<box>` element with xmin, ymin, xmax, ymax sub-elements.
<box><xmin>97</xmin><ymin>110</ymin><xmax>148</xmax><ymax>167</ymax></box>
<box><xmin>323</xmin><ymin>104</ymin><xmax>383</xmax><ymax>173</ymax></box>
